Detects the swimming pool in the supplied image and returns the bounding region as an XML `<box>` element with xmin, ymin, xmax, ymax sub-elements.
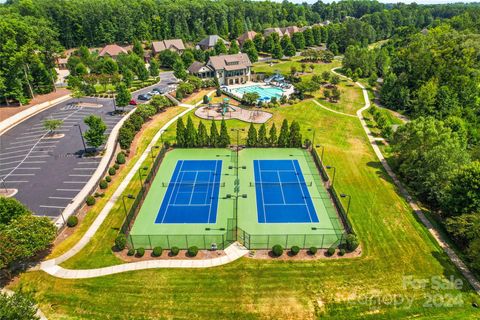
<box><xmin>231</xmin><ymin>85</ymin><xmax>285</xmax><ymax>100</ymax></box>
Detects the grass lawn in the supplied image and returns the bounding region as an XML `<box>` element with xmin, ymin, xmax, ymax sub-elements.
<box><xmin>11</xmin><ymin>101</ymin><xmax>480</xmax><ymax>319</ymax></box>
<box><xmin>182</xmin><ymin>89</ymin><xmax>213</xmax><ymax>105</ymax></box>
<box><xmin>253</xmin><ymin>57</ymin><xmax>340</xmax><ymax>77</ymax></box>
<box><xmin>314</xmin><ymin>80</ymin><xmax>364</xmax><ymax>115</ymax></box>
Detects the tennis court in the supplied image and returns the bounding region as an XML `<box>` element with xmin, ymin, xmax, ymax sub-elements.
<box><xmin>155</xmin><ymin>160</ymin><xmax>223</xmax><ymax>224</ymax></box>
<box><xmin>253</xmin><ymin>160</ymin><xmax>319</xmax><ymax>223</ymax></box>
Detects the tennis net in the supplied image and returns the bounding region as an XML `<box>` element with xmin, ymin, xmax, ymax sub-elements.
<box><xmin>249</xmin><ymin>181</ymin><xmax>312</xmax><ymax>187</ymax></box>
<box><xmin>161</xmin><ymin>181</ymin><xmax>225</xmax><ymax>187</ymax></box>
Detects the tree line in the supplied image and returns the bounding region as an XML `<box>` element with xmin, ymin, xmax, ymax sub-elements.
<box><xmin>175</xmin><ymin>117</ymin><xmax>230</xmax><ymax>148</ymax></box>
<box><xmin>246</xmin><ymin>120</ymin><xmax>302</xmax><ymax>148</ymax></box>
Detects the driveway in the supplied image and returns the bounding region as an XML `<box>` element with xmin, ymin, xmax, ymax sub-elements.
<box><xmin>0</xmin><ymin>72</ymin><xmax>177</xmax><ymax>219</ymax></box>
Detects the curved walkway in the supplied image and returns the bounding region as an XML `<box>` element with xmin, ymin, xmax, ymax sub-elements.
<box><xmin>312</xmin><ymin>99</ymin><xmax>357</xmax><ymax>118</ymax></box>
<box><xmin>340</xmin><ymin>68</ymin><xmax>480</xmax><ymax>294</ymax></box>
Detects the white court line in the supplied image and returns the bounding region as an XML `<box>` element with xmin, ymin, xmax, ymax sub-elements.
<box><xmin>291</xmin><ymin>159</ymin><xmax>314</xmax><ymax>223</ymax></box>
<box><xmin>39</xmin><ymin>205</ymin><xmax>66</xmax><ymax>209</ymax></box>
<box><xmin>49</xmin><ymin>196</ymin><xmax>73</xmax><ymax>200</ymax></box>
<box><xmin>56</xmin><ymin>188</ymin><xmax>81</xmax><ymax>191</ymax></box>
<box><xmin>188</xmin><ymin>172</ymin><xmax>199</xmax><ymax>205</ymax></box>
<box><xmin>162</xmin><ymin>160</ymin><xmax>185</xmax><ymax>223</ymax></box>
<box><xmin>277</xmin><ymin>172</ymin><xmax>286</xmax><ymax>204</ymax></box>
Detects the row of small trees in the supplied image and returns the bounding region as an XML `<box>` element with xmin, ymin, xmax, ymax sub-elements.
<box><xmin>176</xmin><ymin>116</ymin><xmax>230</xmax><ymax>148</ymax></box>
<box><xmin>246</xmin><ymin>120</ymin><xmax>302</xmax><ymax>148</ymax></box>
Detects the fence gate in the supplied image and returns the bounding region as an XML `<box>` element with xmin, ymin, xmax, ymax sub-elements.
<box><xmin>226</xmin><ymin>218</ymin><xmax>236</xmax><ymax>243</ymax></box>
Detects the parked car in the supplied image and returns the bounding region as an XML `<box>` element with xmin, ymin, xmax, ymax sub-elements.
<box><xmin>151</xmin><ymin>87</ymin><xmax>162</xmax><ymax>93</ymax></box>
<box><xmin>129</xmin><ymin>99</ymin><xmax>137</xmax><ymax>105</ymax></box>
<box><xmin>159</xmin><ymin>87</ymin><xmax>170</xmax><ymax>94</ymax></box>
<box><xmin>137</xmin><ymin>94</ymin><xmax>152</xmax><ymax>101</ymax></box>
<box><xmin>148</xmin><ymin>91</ymin><xmax>160</xmax><ymax>96</ymax></box>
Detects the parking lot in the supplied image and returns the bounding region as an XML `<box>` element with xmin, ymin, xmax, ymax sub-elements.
<box><xmin>0</xmin><ymin>72</ymin><xmax>177</xmax><ymax>219</ymax></box>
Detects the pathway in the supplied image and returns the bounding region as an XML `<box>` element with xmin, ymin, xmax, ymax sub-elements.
<box><xmin>312</xmin><ymin>99</ymin><xmax>357</xmax><ymax>118</ymax></box>
<box><xmin>336</xmin><ymin>67</ymin><xmax>480</xmax><ymax>295</ymax></box>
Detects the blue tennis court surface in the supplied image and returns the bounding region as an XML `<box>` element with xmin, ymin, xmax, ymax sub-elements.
<box><xmin>155</xmin><ymin>160</ymin><xmax>222</xmax><ymax>224</ymax></box>
<box><xmin>253</xmin><ymin>160</ymin><xmax>319</xmax><ymax>223</ymax></box>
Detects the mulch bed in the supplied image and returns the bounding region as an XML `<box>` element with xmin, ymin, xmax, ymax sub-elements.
<box><xmin>247</xmin><ymin>247</ymin><xmax>362</xmax><ymax>260</ymax></box>
<box><xmin>115</xmin><ymin>248</ymin><xmax>225</xmax><ymax>262</ymax></box>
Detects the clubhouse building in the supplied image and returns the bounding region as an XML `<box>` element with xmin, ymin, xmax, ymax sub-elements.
<box><xmin>188</xmin><ymin>53</ymin><xmax>252</xmax><ymax>86</ymax></box>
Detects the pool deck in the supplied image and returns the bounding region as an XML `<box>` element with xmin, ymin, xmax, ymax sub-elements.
<box><xmin>223</xmin><ymin>81</ymin><xmax>294</xmax><ymax>101</ymax></box>
<box><xmin>194</xmin><ymin>104</ymin><xmax>272</xmax><ymax>123</ymax></box>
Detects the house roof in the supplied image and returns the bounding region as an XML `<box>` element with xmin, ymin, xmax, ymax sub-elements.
<box><xmin>208</xmin><ymin>53</ymin><xmax>252</xmax><ymax>71</ymax></box>
<box><xmin>197</xmin><ymin>35</ymin><xmax>229</xmax><ymax>48</ymax></box>
<box><xmin>264</xmin><ymin>28</ymin><xmax>283</xmax><ymax>37</ymax></box>
<box><xmin>152</xmin><ymin>39</ymin><xmax>185</xmax><ymax>53</ymax></box>
<box><xmin>281</xmin><ymin>26</ymin><xmax>299</xmax><ymax>37</ymax></box>
<box><xmin>98</xmin><ymin>44</ymin><xmax>128</xmax><ymax>57</ymax></box>
<box><xmin>188</xmin><ymin>61</ymin><xmax>209</xmax><ymax>73</ymax></box>
<box><xmin>237</xmin><ymin>31</ymin><xmax>257</xmax><ymax>44</ymax></box>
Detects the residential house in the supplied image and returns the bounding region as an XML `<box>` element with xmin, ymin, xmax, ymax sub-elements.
<box><xmin>188</xmin><ymin>53</ymin><xmax>252</xmax><ymax>86</ymax></box>
<box><xmin>196</xmin><ymin>35</ymin><xmax>229</xmax><ymax>51</ymax></box>
<box><xmin>151</xmin><ymin>39</ymin><xmax>186</xmax><ymax>55</ymax></box>
<box><xmin>280</xmin><ymin>26</ymin><xmax>299</xmax><ymax>37</ymax></box>
<box><xmin>237</xmin><ymin>31</ymin><xmax>257</xmax><ymax>47</ymax></box>
<box><xmin>263</xmin><ymin>27</ymin><xmax>283</xmax><ymax>38</ymax></box>
<box><xmin>98</xmin><ymin>44</ymin><xmax>128</xmax><ymax>59</ymax></box>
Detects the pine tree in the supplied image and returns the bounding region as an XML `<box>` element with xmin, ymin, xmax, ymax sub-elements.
<box><xmin>209</xmin><ymin>120</ymin><xmax>219</xmax><ymax>147</ymax></box>
<box><xmin>269</xmin><ymin>123</ymin><xmax>277</xmax><ymax>147</ymax></box>
<box><xmin>176</xmin><ymin>118</ymin><xmax>186</xmax><ymax>147</ymax></box>
<box><xmin>185</xmin><ymin>116</ymin><xmax>197</xmax><ymax>148</ymax></box>
<box><xmin>197</xmin><ymin>121</ymin><xmax>209</xmax><ymax>147</ymax></box>
<box><xmin>272</xmin><ymin>43</ymin><xmax>283</xmax><ymax>59</ymax></box>
<box><xmin>219</xmin><ymin>119</ymin><xmax>230</xmax><ymax>147</ymax></box>
<box><xmin>229</xmin><ymin>40</ymin><xmax>240</xmax><ymax>54</ymax></box>
<box><xmin>277</xmin><ymin>119</ymin><xmax>289</xmax><ymax>147</ymax></box>
<box><xmin>257</xmin><ymin>123</ymin><xmax>267</xmax><ymax>147</ymax></box>
<box><xmin>247</xmin><ymin>122</ymin><xmax>257</xmax><ymax>147</ymax></box>
<box><xmin>115</xmin><ymin>82</ymin><xmax>131</xmax><ymax>111</ymax></box>
<box><xmin>289</xmin><ymin>120</ymin><xmax>302</xmax><ymax>147</ymax></box>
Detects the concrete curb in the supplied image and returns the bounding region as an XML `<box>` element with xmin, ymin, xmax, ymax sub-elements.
<box><xmin>336</xmin><ymin>67</ymin><xmax>480</xmax><ymax>295</ymax></box>
<box><xmin>0</xmin><ymin>94</ymin><xmax>71</xmax><ymax>136</ymax></box>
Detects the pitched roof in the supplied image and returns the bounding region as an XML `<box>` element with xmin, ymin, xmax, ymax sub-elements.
<box><xmin>188</xmin><ymin>61</ymin><xmax>210</xmax><ymax>73</ymax></box>
<box><xmin>98</xmin><ymin>44</ymin><xmax>128</xmax><ymax>57</ymax></box>
<box><xmin>208</xmin><ymin>53</ymin><xmax>252</xmax><ymax>71</ymax></box>
<box><xmin>237</xmin><ymin>31</ymin><xmax>257</xmax><ymax>45</ymax></box>
<box><xmin>264</xmin><ymin>28</ymin><xmax>283</xmax><ymax>37</ymax></box>
<box><xmin>197</xmin><ymin>35</ymin><xmax>229</xmax><ymax>48</ymax></box>
<box><xmin>152</xmin><ymin>39</ymin><xmax>185</xmax><ymax>53</ymax></box>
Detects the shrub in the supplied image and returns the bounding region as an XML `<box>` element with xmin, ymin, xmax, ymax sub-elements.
<box><xmin>105</xmin><ymin>176</ymin><xmax>112</xmax><ymax>182</ymax></box>
<box><xmin>136</xmin><ymin>247</ymin><xmax>145</xmax><ymax>257</ymax></box>
<box><xmin>170</xmin><ymin>246</ymin><xmax>180</xmax><ymax>256</ymax></box>
<box><xmin>346</xmin><ymin>234</ymin><xmax>359</xmax><ymax>252</ymax></box>
<box><xmin>114</xmin><ymin>163</ymin><xmax>120</xmax><ymax>170</ymax></box>
<box><xmin>272</xmin><ymin>244</ymin><xmax>283</xmax><ymax>257</ymax></box>
<box><xmin>326</xmin><ymin>247</ymin><xmax>335</xmax><ymax>256</ymax></box>
<box><xmin>99</xmin><ymin>180</ymin><xmax>108</xmax><ymax>189</ymax></box>
<box><xmin>127</xmin><ymin>248</ymin><xmax>135</xmax><ymax>256</ymax></box>
<box><xmin>339</xmin><ymin>248</ymin><xmax>346</xmax><ymax>256</ymax></box>
<box><xmin>309</xmin><ymin>246</ymin><xmax>318</xmax><ymax>255</ymax></box>
<box><xmin>94</xmin><ymin>192</ymin><xmax>104</xmax><ymax>198</ymax></box>
<box><xmin>290</xmin><ymin>246</ymin><xmax>300</xmax><ymax>256</ymax></box>
<box><xmin>109</xmin><ymin>167</ymin><xmax>116</xmax><ymax>176</ymax></box>
<box><xmin>116</xmin><ymin>152</ymin><xmax>126</xmax><ymax>164</ymax></box>
<box><xmin>152</xmin><ymin>246</ymin><xmax>163</xmax><ymax>257</ymax></box>
<box><xmin>66</xmin><ymin>216</ymin><xmax>78</xmax><ymax>227</ymax></box>
<box><xmin>115</xmin><ymin>234</ymin><xmax>127</xmax><ymax>250</ymax></box>
<box><xmin>86</xmin><ymin>195</ymin><xmax>96</xmax><ymax>206</ymax></box>
<box><xmin>164</xmin><ymin>141</ymin><xmax>171</xmax><ymax>149</ymax></box>
<box><xmin>216</xmin><ymin>88</ymin><xmax>221</xmax><ymax>97</ymax></box>
<box><xmin>187</xmin><ymin>246</ymin><xmax>199</xmax><ymax>257</ymax></box>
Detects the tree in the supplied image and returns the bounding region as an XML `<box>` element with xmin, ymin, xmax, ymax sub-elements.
<box><xmin>83</xmin><ymin>115</ymin><xmax>107</xmax><ymax>150</ymax></box>
<box><xmin>175</xmin><ymin>118</ymin><xmax>186</xmax><ymax>147</ymax></box>
<box><xmin>257</xmin><ymin>124</ymin><xmax>267</xmax><ymax>147</ymax></box>
<box><xmin>43</xmin><ymin>119</ymin><xmax>63</xmax><ymax>135</ymax></box>
<box><xmin>123</xmin><ymin>69</ymin><xmax>134</xmax><ymax>87</ymax></box>
<box><xmin>272</xmin><ymin>43</ymin><xmax>283</xmax><ymax>59</ymax></box>
<box><xmin>253</xmin><ymin>33</ymin><xmax>264</xmax><ymax>52</ymax></box>
<box><xmin>322</xmin><ymin>71</ymin><xmax>330</xmax><ymax>83</ymax></box>
<box><xmin>0</xmin><ymin>215</ymin><xmax>56</xmax><ymax>271</ymax></box>
<box><xmin>0</xmin><ymin>197</ymin><xmax>29</xmax><ymax>226</ymax></box>
<box><xmin>303</xmin><ymin>29</ymin><xmax>314</xmax><ymax>47</ymax></box>
<box><xmin>132</xmin><ymin>39</ymin><xmax>144</xmax><ymax>57</ymax></box>
<box><xmin>184</xmin><ymin>116</ymin><xmax>197</xmax><ymax>147</ymax></box>
<box><xmin>149</xmin><ymin>58</ymin><xmax>160</xmax><ymax>77</ymax></box>
<box><xmin>242</xmin><ymin>40</ymin><xmax>258</xmax><ymax>63</ymax></box>
<box><xmin>292</xmin><ymin>32</ymin><xmax>305</xmax><ymax>50</ymax></box>
<box><xmin>0</xmin><ymin>290</ymin><xmax>39</xmax><ymax>320</ymax></box>
<box><xmin>115</xmin><ymin>83</ymin><xmax>131</xmax><ymax>111</ymax></box>
<box><xmin>209</xmin><ymin>120</ymin><xmax>219</xmax><ymax>147</ymax></box>
<box><xmin>242</xmin><ymin>92</ymin><xmax>260</xmax><ymax>106</ymax></box>
<box><xmin>173</xmin><ymin>59</ymin><xmax>187</xmax><ymax>80</ymax></box>
<box><xmin>324</xmin><ymin>89</ymin><xmax>331</xmax><ymax>101</ymax></box>
<box><xmin>181</xmin><ymin>50</ymin><xmax>195</xmax><ymax>67</ymax></box>
<box><xmin>289</xmin><ymin>121</ymin><xmax>302</xmax><ymax>147</ymax></box>
<box><xmin>309</xmin><ymin>64</ymin><xmax>315</xmax><ymax>73</ymax></box>
<box><xmin>137</xmin><ymin>63</ymin><xmax>150</xmax><ymax>83</ymax></box>
<box><xmin>246</xmin><ymin>122</ymin><xmax>257</xmax><ymax>147</ymax></box>
<box><xmin>277</xmin><ymin>119</ymin><xmax>289</xmax><ymax>147</ymax></box>
<box><xmin>229</xmin><ymin>41</ymin><xmax>240</xmax><ymax>54</ymax></box>
<box><xmin>331</xmin><ymin>75</ymin><xmax>340</xmax><ymax>86</ymax></box>
<box><xmin>269</xmin><ymin>123</ymin><xmax>277</xmax><ymax>147</ymax></box>
<box><xmin>263</xmin><ymin>35</ymin><xmax>275</xmax><ymax>53</ymax></box>
<box><xmin>214</xmin><ymin>39</ymin><xmax>227</xmax><ymax>55</ymax></box>
<box><xmin>443</xmin><ymin>161</ymin><xmax>480</xmax><ymax>216</ymax></box>
<box><xmin>197</xmin><ymin>121</ymin><xmax>209</xmax><ymax>147</ymax></box>
<box><xmin>290</xmin><ymin>66</ymin><xmax>297</xmax><ymax>76</ymax></box>
<box><xmin>300</xmin><ymin>63</ymin><xmax>307</xmax><ymax>74</ymax></box>
<box><xmin>284</xmin><ymin>42</ymin><xmax>296</xmax><ymax>57</ymax></box>
<box><xmin>331</xmin><ymin>87</ymin><xmax>341</xmax><ymax>102</ymax></box>
<box><xmin>219</xmin><ymin>119</ymin><xmax>230</xmax><ymax>147</ymax></box>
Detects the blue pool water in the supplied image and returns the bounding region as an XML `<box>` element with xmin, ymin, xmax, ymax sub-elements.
<box><xmin>232</xmin><ymin>85</ymin><xmax>285</xmax><ymax>100</ymax></box>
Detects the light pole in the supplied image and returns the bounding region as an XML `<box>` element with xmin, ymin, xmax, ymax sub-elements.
<box><xmin>122</xmin><ymin>194</ymin><xmax>135</xmax><ymax>232</ymax></box>
<box><xmin>138</xmin><ymin>166</ymin><xmax>148</xmax><ymax>188</ymax></box>
<box><xmin>225</xmin><ymin>193</ymin><xmax>247</xmax><ymax>241</ymax></box>
<box><xmin>316</xmin><ymin>145</ymin><xmax>325</xmax><ymax>162</ymax></box>
<box><xmin>307</xmin><ymin>128</ymin><xmax>316</xmax><ymax>149</ymax></box>
<box><xmin>74</xmin><ymin>124</ymin><xmax>87</xmax><ymax>155</ymax></box>
<box><xmin>340</xmin><ymin>193</ymin><xmax>351</xmax><ymax>216</ymax></box>
<box><xmin>150</xmin><ymin>145</ymin><xmax>160</xmax><ymax>160</ymax></box>
<box><xmin>326</xmin><ymin>165</ymin><xmax>336</xmax><ymax>188</ymax></box>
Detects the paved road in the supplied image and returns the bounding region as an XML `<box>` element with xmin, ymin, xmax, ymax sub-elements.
<box><xmin>0</xmin><ymin>72</ymin><xmax>177</xmax><ymax>219</ymax></box>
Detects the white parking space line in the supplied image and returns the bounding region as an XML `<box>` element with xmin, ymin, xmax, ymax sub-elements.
<box><xmin>69</xmin><ymin>174</ymin><xmax>91</xmax><ymax>177</ymax></box>
<box><xmin>56</xmin><ymin>188</ymin><xmax>82</xmax><ymax>191</ymax></box>
<box><xmin>73</xmin><ymin>168</ymin><xmax>96</xmax><ymax>170</ymax></box>
<box><xmin>24</xmin><ymin>161</ymin><xmax>46</xmax><ymax>164</ymax></box>
<box><xmin>23</xmin><ymin>130</ymin><xmax>47</xmax><ymax>135</ymax></box>
<box><xmin>9</xmin><ymin>139</ymin><xmax>39</xmax><ymax>145</ymax></box>
<box><xmin>0</xmin><ymin>167</ymin><xmax>16</xmax><ymax>171</ymax></box>
<box><xmin>78</xmin><ymin>162</ymin><xmax>99</xmax><ymax>165</ymax></box>
<box><xmin>63</xmin><ymin>181</ymin><xmax>86</xmax><ymax>184</ymax></box>
<box><xmin>0</xmin><ymin>154</ymin><xmax>25</xmax><ymax>161</ymax></box>
<box><xmin>16</xmin><ymin>167</ymin><xmax>41</xmax><ymax>170</ymax></box>
<box><xmin>29</xmin><ymin>155</ymin><xmax>51</xmax><ymax>158</ymax></box>
<box><xmin>5</xmin><ymin>144</ymin><xmax>35</xmax><ymax>150</ymax></box>
<box><xmin>8</xmin><ymin>173</ymin><xmax>35</xmax><ymax>176</ymax></box>
<box><xmin>0</xmin><ymin>149</ymin><xmax>31</xmax><ymax>156</ymax></box>
<box><xmin>16</xmin><ymin>135</ymin><xmax>43</xmax><ymax>140</ymax></box>
<box><xmin>39</xmin><ymin>205</ymin><xmax>66</xmax><ymax>209</ymax></box>
<box><xmin>0</xmin><ymin>160</ymin><xmax>21</xmax><ymax>166</ymax></box>
<box><xmin>49</xmin><ymin>196</ymin><xmax>73</xmax><ymax>200</ymax></box>
<box><xmin>3</xmin><ymin>180</ymin><xmax>29</xmax><ymax>183</ymax></box>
